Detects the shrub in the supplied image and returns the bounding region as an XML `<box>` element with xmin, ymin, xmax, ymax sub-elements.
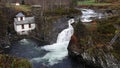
<box><xmin>0</xmin><ymin>54</ymin><xmax>32</xmax><ymax>68</ymax></box>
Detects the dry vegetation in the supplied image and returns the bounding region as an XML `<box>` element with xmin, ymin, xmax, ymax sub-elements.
<box><xmin>0</xmin><ymin>54</ymin><xmax>32</xmax><ymax>68</ymax></box>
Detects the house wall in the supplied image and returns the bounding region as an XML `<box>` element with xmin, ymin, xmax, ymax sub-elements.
<box><xmin>17</xmin><ymin>17</ymin><xmax>25</xmax><ymax>21</ymax></box>
<box><xmin>17</xmin><ymin>17</ymin><xmax>21</xmax><ymax>21</ymax></box>
<box><xmin>15</xmin><ymin>23</ymin><xmax>35</xmax><ymax>32</ymax></box>
<box><xmin>23</xmin><ymin>17</ymin><xmax>25</xmax><ymax>20</ymax></box>
<box><xmin>14</xmin><ymin>22</ymin><xmax>17</xmax><ymax>31</ymax></box>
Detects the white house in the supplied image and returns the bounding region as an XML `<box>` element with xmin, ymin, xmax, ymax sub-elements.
<box><xmin>14</xmin><ymin>12</ymin><xmax>35</xmax><ymax>35</ymax></box>
<box><xmin>11</xmin><ymin>2</ymin><xmax>20</xmax><ymax>6</ymax></box>
<box><xmin>15</xmin><ymin>2</ymin><xmax>20</xmax><ymax>6</ymax></box>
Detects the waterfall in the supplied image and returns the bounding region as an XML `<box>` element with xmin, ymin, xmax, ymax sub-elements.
<box><xmin>80</xmin><ymin>9</ymin><xmax>96</xmax><ymax>22</ymax></box>
<box><xmin>30</xmin><ymin>19</ymin><xmax>74</xmax><ymax>66</ymax></box>
<box><xmin>80</xmin><ymin>9</ymin><xmax>104</xmax><ymax>22</ymax></box>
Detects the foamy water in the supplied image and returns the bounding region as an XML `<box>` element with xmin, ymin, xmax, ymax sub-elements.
<box><xmin>80</xmin><ymin>9</ymin><xmax>104</xmax><ymax>22</ymax></box>
<box><xmin>30</xmin><ymin>19</ymin><xmax>74</xmax><ymax>66</ymax></box>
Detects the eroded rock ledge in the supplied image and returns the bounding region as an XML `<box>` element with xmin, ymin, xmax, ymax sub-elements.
<box><xmin>68</xmin><ymin>18</ymin><xmax>120</xmax><ymax>68</ymax></box>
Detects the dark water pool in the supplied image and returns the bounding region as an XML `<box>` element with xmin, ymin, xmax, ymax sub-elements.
<box><xmin>9</xmin><ymin>39</ymin><xmax>85</xmax><ymax>68</ymax></box>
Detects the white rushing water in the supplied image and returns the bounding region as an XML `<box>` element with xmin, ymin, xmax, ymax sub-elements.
<box><xmin>80</xmin><ymin>9</ymin><xmax>104</xmax><ymax>22</ymax></box>
<box><xmin>30</xmin><ymin>19</ymin><xmax>74</xmax><ymax>66</ymax></box>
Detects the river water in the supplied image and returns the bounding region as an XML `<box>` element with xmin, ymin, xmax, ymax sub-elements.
<box><xmin>9</xmin><ymin>19</ymin><xmax>86</xmax><ymax>68</ymax></box>
<box><xmin>9</xmin><ymin>9</ymin><xmax>105</xmax><ymax>68</ymax></box>
<box><xmin>80</xmin><ymin>8</ymin><xmax>105</xmax><ymax>22</ymax></box>
<box><xmin>10</xmin><ymin>39</ymin><xmax>85</xmax><ymax>68</ymax></box>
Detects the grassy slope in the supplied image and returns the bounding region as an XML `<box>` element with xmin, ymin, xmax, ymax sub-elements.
<box><xmin>0</xmin><ymin>54</ymin><xmax>32</xmax><ymax>68</ymax></box>
<box><xmin>6</xmin><ymin>4</ymin><xmax>31</xmax><ymax>12</ymax></box>
<box><xmin>77</xmin><ymin>0</ymin><xmax>111</xmax><ymax>6</ymax></box>
<box><xmin>14</xmin><ymin>5</ymin><xmax>31</xmax><ymax>12</ymax></box>
<box><xmin>88</xmin><ymin>16</ymin><xmax>120</xmax><ymax>60</ymax></box>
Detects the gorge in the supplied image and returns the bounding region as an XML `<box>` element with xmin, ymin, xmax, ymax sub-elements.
<box><xmin>8</xmin><ymin>8</ymin><xmax>120</xmax><ymax>68</ymax></box>
<box><xmin>9</xmin><ymin>18</ymin><xmax>81</xmax><ymax>68</ymax></box>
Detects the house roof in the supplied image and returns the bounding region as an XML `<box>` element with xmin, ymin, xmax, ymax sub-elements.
<box><xmin>14</xmin><ymin>17</ymin><xmax>35</xmax><ymax>25</ymax></box>
<box><xmin>16</xmin><ymin>12</ymin><xmax>25</xmax><ymax>17</ymax></box>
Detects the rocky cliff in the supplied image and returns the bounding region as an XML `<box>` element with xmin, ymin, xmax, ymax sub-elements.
<box><xmin>68</xmin><ymin>16</ymin><xmax>120</xmax><ymax>68</ymax></box>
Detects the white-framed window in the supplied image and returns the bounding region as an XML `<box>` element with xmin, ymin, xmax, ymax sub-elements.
<box><xmin>22</xmin><ymin>24</ymin><xmax>24</xmax><ymax>29</ymax></box>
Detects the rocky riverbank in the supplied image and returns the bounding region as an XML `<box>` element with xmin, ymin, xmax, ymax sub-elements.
<box><xmin>0</xmin><ymin>54</ymin><xmax>32</xmax><ymax>68</ymax></box>
<box><xmin>68</xmin><ymin>14</ymin><xmax>120</xmax><ymax>68</ymax></box>
<box><xmin>0</xmin><ymin>3</ymin><xmax>120</xmax><ymax>68</ymax></box>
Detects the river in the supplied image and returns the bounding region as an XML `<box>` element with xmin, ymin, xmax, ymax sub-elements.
<box><xmin>80</xmin><ymin>8</ymin><xmax>105</xmax><ymax>22</ymax></box>
<box><xmin>9</xmin><ymin>9</ymin><xmax>105</xmax><ymax>68</ymax></box>
<box><xmin>9</xmin><ymin>18</ymin><xmax>86</xmax><ymax>68</ymax></box>
<box><xmin>9</xmin><ymin>39</ymin><xmax>85</xmax><ymax>68</ymax></box>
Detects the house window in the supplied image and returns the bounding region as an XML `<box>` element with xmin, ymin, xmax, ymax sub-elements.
<box><xmin>20</xmin><ymin>17</ymin><xmax>23</xmax><ymax>20</ymax></box>
<box><xmin>29</xmin><ymin>24</ymin><xmax>31</xmax><ymax>28</ymax></box>
<box><xmin>22</xmin><ymin>24</ymin><xmax>24</xmax><ymax>29</ymax></box>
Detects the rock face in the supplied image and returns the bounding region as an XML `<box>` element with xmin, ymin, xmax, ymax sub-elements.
<box><xmin>68</xmin><ymin>21</ymin><xmax>120</xmax><ymax>68</ymax></box>
<box><xmin>0</xmin><ymin>7</ymin><xmax>12</xmax><ymax>54</ymax></box>
<box><xmin>31</xmin><ymin>6</ymin><xmax>69</xmax><ymax>43</ymax></box>
<box><xmin>0</xmin><ymin>37</ymin><xmax>11</xmax><ymax>54</ymax></box>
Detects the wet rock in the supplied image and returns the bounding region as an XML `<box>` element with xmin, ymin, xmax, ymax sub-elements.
<box><xmin>68</xmin><ymin>34</ymin><xmax>102</xmax><ymax>68</ymax></box>
<box><xmin>68</xmin><ymin>20</ymin><xmax>120</xmax><ymax>68</ymax></box>
<box><xmin>0</xmin><ymin>37</ymin><xmax>11</xmax><ymax>54</ymax></box>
